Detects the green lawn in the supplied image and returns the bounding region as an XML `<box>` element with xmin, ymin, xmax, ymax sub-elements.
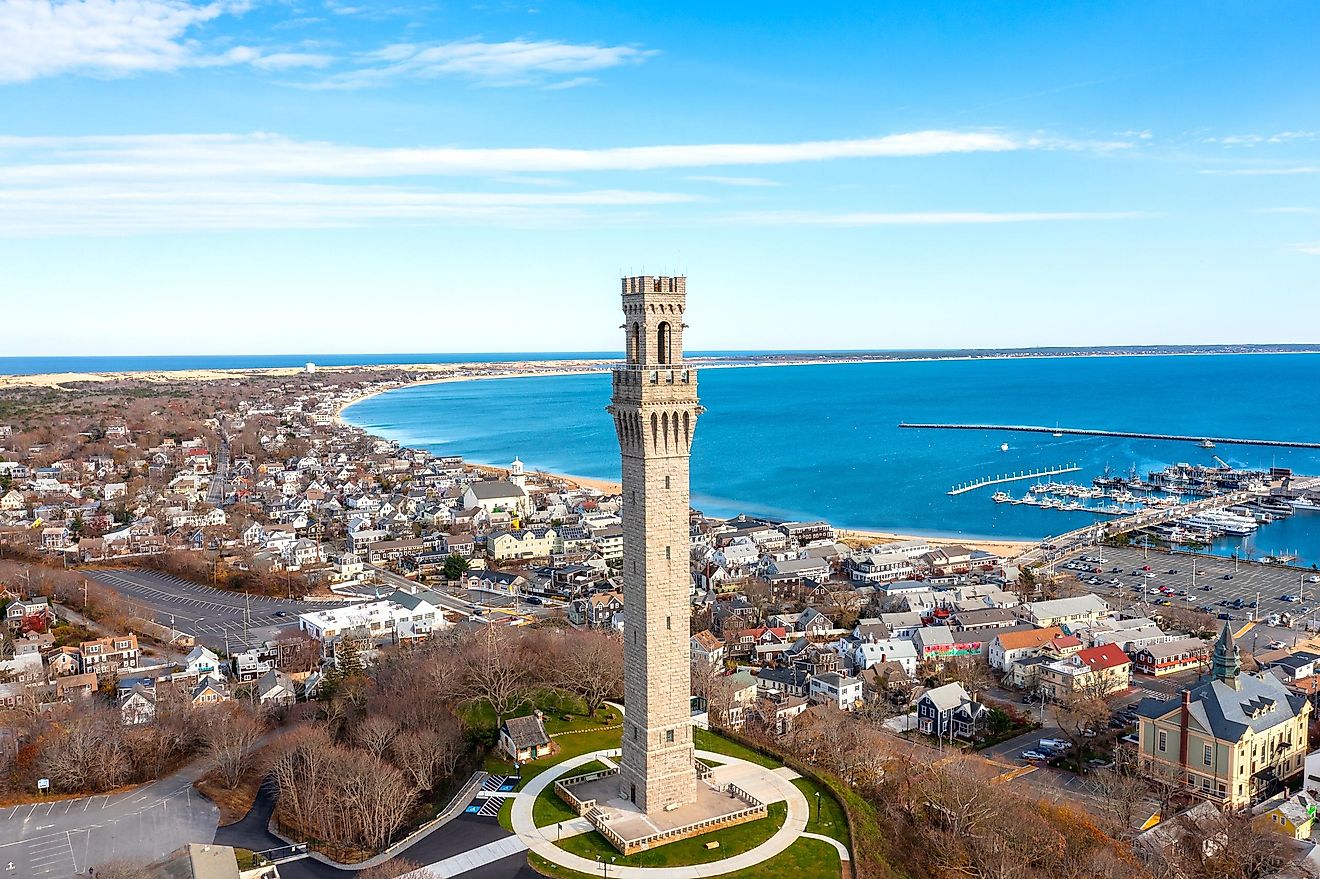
<box><xmin>529</xmin><ymin>836</ymin><xmax>842</xmax><ymax>879</ymax></box>
<box><xmin>555</xmin><ymin>801</ymin><xmax>788</xmax><ymax>868</ymax></box>
<box><xmin>793</xmin><ymin>778</ymin><xmax>850</xmax><ymax>847</ymax></box>
<box><xmin>487</xmin><ymin>715</ymin><xmax>624</xmax><ymax>831</ymax></box>
<box><xmin>693</xmin><ymin>728</ymin><xmax>781</xmax><ymax>769</ymax></box>
<box><xmin>533</xmin><ymin>760</ymin><xmax>611</xmax><ymax>829</ymax></box>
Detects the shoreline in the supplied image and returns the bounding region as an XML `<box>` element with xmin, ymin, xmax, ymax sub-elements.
<box><xmin>7</xmin><ymin>346</ymin><xmax>1320</xmax><ymax>392</ymax></box>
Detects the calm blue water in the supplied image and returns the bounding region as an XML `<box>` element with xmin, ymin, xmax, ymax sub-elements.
<box><xmin>342</xmin><ymin>353</ymin><xmax>1320</xmax><ymax>560</ymax></box>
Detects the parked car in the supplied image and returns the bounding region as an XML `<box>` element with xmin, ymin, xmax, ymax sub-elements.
<box><xmin>1021</xmin><ymin>750</ymin><xmax>1050</xmax><ymax>762</ymax></box>
<box><xmin>1269</xmin><ymin>640</ymin><xmax>1288</xmax><ymax>650</ymax></box>
<box><xmin>1218</xmin><ymin>612</ymin><xmax>1234</xmax><ymax>620</ymax></box>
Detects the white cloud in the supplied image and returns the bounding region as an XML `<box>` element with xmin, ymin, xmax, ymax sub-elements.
<box><xmin>0</xmin><ymin>130</ymin><xmax>1028</xmax><ymax>185</ymax></box>
<box><xmin>1200</xmin><ymin>167</ymin><xmax>1320</xmax><ymax>176</ymax></box>
<box><xmin>315</xmin><ymin>38</ymin><xmax>654</xmax><ymax>89</ymax></box>
<box><xmin>0</xmin><ymin>0</ymin><xmax>337</xmax><ymax>82</ymax></box>
<box><xmin>727</xmin><ymin>210</ymin><xmax>1151</xmax><ymax>226</ymax></box>
<box><xmin>0</xmin><ymin>181</ymin><xmax>697</xmax><ymax>234</ymax></box>
<box><xmin>1293</xmin><ymin>244</ymin><xmax>1320</xmax><ymax>256</ymax></box>
<box><xmin>1202</xmin><ymin>131</ymin><xmax>1316</xmax><ymax>147</ymax></box>
<box><xmin>686</xmin><ymin>175</ymin><xmax>782</xmax><ymax>187</ymax></box>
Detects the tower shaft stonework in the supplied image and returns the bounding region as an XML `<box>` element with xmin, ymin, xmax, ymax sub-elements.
<box><xmin>608</xmin><ymin>275</ymin><xmax>700</xmax><ymax>814</ymax></box>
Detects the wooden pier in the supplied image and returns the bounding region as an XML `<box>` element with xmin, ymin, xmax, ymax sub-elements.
<box><xmin>948</xmin><ymin>464</ymin><xmax>1081</xmax><ymax>496</ymax></box>
<box><xmin>902</xmin><ymin>423</ymin><xmax>1320</xmax><ymax>450</ymax></box>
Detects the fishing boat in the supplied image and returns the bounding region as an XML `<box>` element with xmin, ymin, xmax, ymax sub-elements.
<box><xmin>1199</xmin><ymin>439</ymin><xmax>1216</xmax><ymax>449</ymax></box>
<box><xmin>992</xmin><ymin>491</ymin><xmax>1012</xmax><ymax>503</ymax></box>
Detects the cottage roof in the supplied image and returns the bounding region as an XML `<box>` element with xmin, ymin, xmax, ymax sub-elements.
<box><xmin>503</xmin><ymin>714</ymin><xmax>551</xmax><ymax>748</ymax></box>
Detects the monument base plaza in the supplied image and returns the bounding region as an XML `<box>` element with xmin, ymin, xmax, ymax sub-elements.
<box><xmin>510</xmin><ymin>749</ymin><xmax>813</xmax><ymax>876</ymax></box>
<box><xmin>558</xmin><ymin>761</ymin><xmax>766</xmax><ymax>855</ymax></box>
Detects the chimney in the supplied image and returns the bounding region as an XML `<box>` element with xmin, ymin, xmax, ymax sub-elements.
<box><xmin>1179</xmin><ymin>690</ymin><xmax>1191</xmax><ymax>771</ymax></box>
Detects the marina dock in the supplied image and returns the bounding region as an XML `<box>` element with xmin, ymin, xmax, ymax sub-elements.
<box><xmin>901</xmin><ymin>423</ymin><xmax>1320</xmax><ymax>449</ymax></box>
<box><xmin>948</xmin><ymin>464</ymin><xmax>1081</xmax><ymax>496</ymax></box>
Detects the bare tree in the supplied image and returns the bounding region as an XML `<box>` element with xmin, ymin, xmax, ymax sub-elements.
<box><xmin>203</xmin><ymin>703</ymin><xmax>265</xmax><ymax>789</ymax></box>
<box><xmin>555</xmin><ymin>630</ymin><xmax>623</xmax><ymax>717</ymax></box>
<box><xmin>355</xmin><ymin>715</ymin><xmax>400</xmax><ymax>759</ymax></box>
<box><xmin>456</xmin><ymin>626</ymin><xmax>529</xmax><ymax>724</ymax></box>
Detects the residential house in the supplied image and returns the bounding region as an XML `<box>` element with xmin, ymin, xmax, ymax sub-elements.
<box><xmin>690</xmin><ymin>630</ymin><xmax>725</xmax><ymax>667</ymax></box>
<box><xmin>5</xmin><ymin>596</ymin><xmax>54</xmax><ymax>630</ymax></box>
<box><xmin>80</xmin><ymin>634</ymin><xmax>139</xmax><ymax>675</ymax></box>
<box><xmin>809</xmin><ymin>672</ymin><xmax>863</xmax><ymax>710</ymax></box>
<box><xmin>256</xmin><ymin>669</ymin><xmax>297</xmax><ymax>710</ymax></box>
<box><xmin>988</xmin><ymin>626</ymin><xmax>1065</xmax><ymax>673</ymax></box>
<box><xmin>916</xmin><ymin>682</ymin><xmax>988</xmax><ymax>740</ymax></box>
<box><xmin>1262</xmin><ymin>792</ymin><xmax>1319</xmax><ymax>840</ymax></box>
<box><xmin>853</xmin><ymin>639</ymin><xmax>919</xmax><ymax>675</ymax></box>
<box><xmin>568</xmin><ymin>591</ymin><xmax>623</xmax><ymax>629</ymax></box>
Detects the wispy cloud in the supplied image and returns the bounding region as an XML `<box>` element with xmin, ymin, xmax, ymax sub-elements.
<box><xmin>686</xmin><ymin>175</ymin><xmax>782</xmax><ymax>187</ymax></box>
<box><xmin>1202</xmin><ymin>131</ymin><xmax>1316</xmax><ymax>147</ymax></box>
<box><xmin>0</xmin><ymin>130</ymin><xmax>1030</xmax><ymax>184</ymax></box>
<box><xmin>1293</xmin><ymin>244</ymin><xmax>1320</xmax><ymax>256</ymax></box>
<box><xmin>0</xmin><ymin>0</ymin><xmax>335</xmax><ymax>83</ymax></box>
<box><xmin>0</xmin><ymin>182</ymin><xmax>697</xmax><ymax>235</ymax></box>
<box><xmin>1200</xmin><ymin>166</ymin><xmax>1320</xmax><ymax>176</ymax></box>
<box><xmin>312</xmin><ymin>39</ymin><xmax>654</xmax><ymax>89</ymax></box>
<box><xmin>727</xmin><ymin>210</ymin><xmax>1152</xmax><ymax>226</ymax></box>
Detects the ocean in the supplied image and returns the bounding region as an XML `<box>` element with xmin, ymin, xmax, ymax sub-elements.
<box><xmin>341</xmin><ymin>353</ymin><xmax>1320</xmax><ymax>562</ymax></box>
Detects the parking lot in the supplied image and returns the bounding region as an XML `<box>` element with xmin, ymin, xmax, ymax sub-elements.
<box><xmin>0</xmin><ymin>778</ymin><xmax>216</xmax><ymax>877</ymax></box>
<box><xmin>1059</xmin><ymin>545</ymin><xmax>1320</xmax><ymax>632</ymax></box>
<box><xmin>88</xmin><ymin>569</ymin><xmax>340</xmax><ymax>651</ymax></box>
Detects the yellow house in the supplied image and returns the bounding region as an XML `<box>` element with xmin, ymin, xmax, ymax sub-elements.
<box><xmin>1137</xmin><ymin>623</ymin><xmax>1311</xmax><ymax>809</ymax></box>
<box><xmin>1262</xmin><ymin>793</ymin><xmax>1318</xmax><ymax>840</ymax></box>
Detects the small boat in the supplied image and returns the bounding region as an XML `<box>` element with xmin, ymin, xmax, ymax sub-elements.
<box><xmin>1199</xmin><ymin>439</ymin><xmax>1216</xmax><ymax>449</ymax></box>
<box><xmin>992</xmin><ymin>491</ymin><xmax>1012</xmax><ymax>503</ymax></box>
<box><xmin>1000</xmin><ymin>442</ymin><xmax>1010</xmax><ymax>452</ymax></box>
<box><xmin>1051</xmin><ymin>422</ymin><xmax>1063</xmax><ymax>438</ymax></box>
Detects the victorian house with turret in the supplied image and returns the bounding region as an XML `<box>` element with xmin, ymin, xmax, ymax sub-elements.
<box><xmin>1136</xmin><ymin>623</ymin><xmax>1311</xmax><ymax>809</ymax></box>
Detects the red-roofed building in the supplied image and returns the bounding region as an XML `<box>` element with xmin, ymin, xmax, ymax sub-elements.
<box><xmin>1039</xmin><ymin>642</ymin><xmax>1132</xmax><ymax>701</ymax></box>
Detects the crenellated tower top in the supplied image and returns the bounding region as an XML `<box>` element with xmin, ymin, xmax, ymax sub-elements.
<box><xmin>621</xmin><ymin>275</ymin><xmax>686</xmax><ymax>368</ymax></box>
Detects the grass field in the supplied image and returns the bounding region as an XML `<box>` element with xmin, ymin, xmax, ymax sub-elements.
<box><xmin>529</xmin><ymin>836</ymin><xmax>843</xmax><ymax>879</ymax></box>
<box><xmin>693</xmin><ymin>728</ymin><xmax>781</xmax><ymax>769</ymax></box>
<box><xmin>555</xmin><ymin>801</ymin><xmax>788</xmax><ymax>868</ymax></box>
<box><xmin>533</xmin><ymin>760</ymin><xmax>610</xmax><ymax>829</ymax></box>
<box><xmin>793</xmin><ymin>778</ymin><xmax>850</xmax><ymax>846</ymax></box>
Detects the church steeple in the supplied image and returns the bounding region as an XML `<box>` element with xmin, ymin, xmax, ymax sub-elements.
<box><xmin>1212</xmin><ymin>621</ymin><xmax>1241</xmax><ymax>687</ymax></box>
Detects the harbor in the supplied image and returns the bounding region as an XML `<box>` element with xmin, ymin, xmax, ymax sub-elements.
<box><xmin>947</xmin><ymin>463</ymin><xmax>1080</xmax><ymax>496</ymax></box>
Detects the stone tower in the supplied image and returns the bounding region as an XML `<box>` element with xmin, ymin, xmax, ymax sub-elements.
<box><xmin>608</xmin><ymin>275</ymin><xmax>701</xmax><ymax>814</ymax></box>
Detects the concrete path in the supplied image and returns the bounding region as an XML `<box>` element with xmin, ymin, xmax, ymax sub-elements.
<box><xmin>801</xmin><ymin>832</ymin><xmax>851</xmax><ymax>861</ymax></box>
<box><xmin>772</xmin><ymin>766</ymin><xmax>802</xmax><ymax>781</ymax></box>
<box><xmin>510</xmin><ymin>749</ymin><xmax>814</xmax><ymax>878</ymax></box>
<box><xmin>427</xmin><ymin>836</ymin><xmax>530</xmax><ymax>878</ymax></box>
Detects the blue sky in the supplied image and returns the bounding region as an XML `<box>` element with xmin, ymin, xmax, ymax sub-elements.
<box><xmin>1</xmin><ymin>0</ymin><xmax>1318</xmax><ymax>355</ymax></box>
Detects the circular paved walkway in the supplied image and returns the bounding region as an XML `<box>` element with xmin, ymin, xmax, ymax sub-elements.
<box><xmin>510</xmin><ymin>748</ymin><xmax>813</xmax><ymax>878</ymax></box>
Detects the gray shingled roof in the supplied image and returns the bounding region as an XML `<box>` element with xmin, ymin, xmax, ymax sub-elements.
<box><xmin>1136</xmin><ymin>672</ymin><xmax>1309</xmax><ymax>743</ymax></box>
<box><xmin>503</xmin><ymin>714</ymin><xmax>550</xmax><ymax>748</ymax></box>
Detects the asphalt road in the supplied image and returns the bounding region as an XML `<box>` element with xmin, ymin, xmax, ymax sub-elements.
<box><xmin>88</xmin><ymin>569</ymin><xmax>338</xmax><ymax>651</ymax></box>
<box><xmin>216</xmin><ymin>780</ymin><xmax>534</xmax><ymax>879</ymax></box>
<box><xmin>0</xmin><ymin>770</ymin><xmax>216</xmax><ymax>878</ymax></box>
<box><xmin>1059</xmin><ymin>545</ymin><xmax>1320</xmax><ymax>632</ymax></box>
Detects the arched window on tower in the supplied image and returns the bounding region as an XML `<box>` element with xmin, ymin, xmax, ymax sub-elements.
<box><xmin>630</xmin><ymin>322</ymin><xmax>641</xmax><ymax>364</ymax></box>
<box><xmin>657</xmin><ymin>321</ymin><xmax>672</xmax><ymax>365</ymax></box>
